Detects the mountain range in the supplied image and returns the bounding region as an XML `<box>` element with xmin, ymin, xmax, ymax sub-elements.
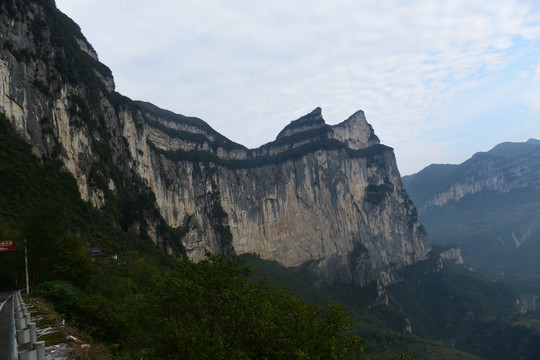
<box><xmin>403</xmin><ymin>139</ymin><xmax>540</xmax><ymax>299</ymax></box>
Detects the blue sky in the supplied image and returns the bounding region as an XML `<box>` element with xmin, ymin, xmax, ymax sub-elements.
<box><xmin>55</xmin><ymin>0</ymin><xmax>540</xmax><ymax>175</ymax></box>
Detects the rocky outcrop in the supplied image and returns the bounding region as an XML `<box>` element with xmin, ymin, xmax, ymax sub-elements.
<box><xmin>439</xmin><ymin>246</ymin><xmax>464</xmax><ymax>265</ymax></box>
<box><xmin>0</xmin><ymin>0</ymin><xmax>431</xmax><ymax>286</ymax></box>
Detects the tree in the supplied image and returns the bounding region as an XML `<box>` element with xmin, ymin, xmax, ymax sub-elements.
<box><xmin>0</xmin><ymin>215</ymin><xmax>23</xmax><ymax>290</ymax></box>
<box><xmin>127</xmin><ymin>253</ymin><xmax>364</xmax><ymax>359</ymax></box>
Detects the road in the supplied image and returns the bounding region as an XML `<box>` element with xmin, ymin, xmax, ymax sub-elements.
<box><xmin>0</xmin><ymin>291</ymin><xmax>14</xmax><ymax>360</ymax></box>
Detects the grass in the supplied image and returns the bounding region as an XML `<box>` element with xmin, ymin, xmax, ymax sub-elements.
<box><xmin>37</xmin><ymin>332</ymin><xmax>65</xmax><ymax>346</ymax></box>
<box><xmin>23</xmin><ymin>296</ymin><xmax>113</xmax><ymax>359</ymax></box>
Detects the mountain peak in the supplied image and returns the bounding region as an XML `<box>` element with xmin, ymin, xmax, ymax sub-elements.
<box><xmin>331</xmin><ymin>109</ymin><xmax>380</xmax><ymax>150</ymax></box>
<box><xmin>276</xmin><ymin>107</ymin><xmax>326</xmax><ymax>139</ymax></box>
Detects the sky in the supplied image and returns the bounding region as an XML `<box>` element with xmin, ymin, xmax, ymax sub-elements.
<box><xmin>55</xmin><ymin>0</ymin><xmax>540</xmax><ymax>175</ymax></box>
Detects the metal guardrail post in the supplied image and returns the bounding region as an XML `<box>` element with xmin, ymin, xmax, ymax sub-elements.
<box><xmin>28</xmin><ymin>323</ymin><xmax>36</xmax><ymax>345</ymax></box>
<box><xmin>16</xmin><ymin>328</ymin><xmax>30</xmax><ymax>348</ymax></box>
<box><xmin>15</xmin><ymin>296</ymin><xmax>25</xmax><ymax>331</ymax></box>
<box><xmin>24</xmin><ymin>314</ymin><xmax>30</xmax><ymax>329</ymax></box>
<box><xmin>34</xmin><ymin>341</ymin><xmax>45</xmax><ymax>360</ymax></box>
<box><xmin>17</xmin><ymin>349</ymin><xmax>37</xmax><ymax>360</ymax></box>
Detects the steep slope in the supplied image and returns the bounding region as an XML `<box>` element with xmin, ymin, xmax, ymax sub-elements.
<box><xmin>403</xmin><ymin>139</ymin><xmax>540</xmax><ymax>293</ymax></box>
<box><xmin>0</xmin><ymin>0</ymin><xmax>430</xmax><ymax>286</ymax></box>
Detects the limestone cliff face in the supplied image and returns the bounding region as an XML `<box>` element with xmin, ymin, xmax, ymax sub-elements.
<box><xmin>0</xmin><ymin>0</ymin><xmax>431</xmax><ymax>286</ymax></box>
<box><xmin>141</xmin><ymin>102</ymin><xmax>431</xmax><ymax>285</ymax></box>
<box><xmin>422</xmin><ymin>155</ymin><xmax>539</xmax><ymax>211</ymax></box>
<box><xmin>0</xmin><ymin>0</ymin><xmax>168</xmax><ymax>246</ymax></box>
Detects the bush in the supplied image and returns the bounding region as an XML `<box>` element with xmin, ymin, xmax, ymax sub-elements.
<box><xmin>35</xmin><ymin>280</ymin><xmax>84</xmax><ymax>316</ymax></box>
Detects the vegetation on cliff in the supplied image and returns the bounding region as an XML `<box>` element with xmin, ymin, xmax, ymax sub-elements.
<box><xmin>151</xmin><ymin>135</ymin><xmax>393</xmax><ymax>170</ymax></box>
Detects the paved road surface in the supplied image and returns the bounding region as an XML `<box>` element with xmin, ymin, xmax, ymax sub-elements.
<box><xmin>0</xmin><ymin>291</ymin><xmax>14</xmax><ymax>360</ymax></box>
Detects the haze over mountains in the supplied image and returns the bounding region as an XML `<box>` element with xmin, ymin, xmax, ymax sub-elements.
<box><xmin>403</xmin><ymin>139</ymin><xmax>540</xmax><ymax>298</ymax></box>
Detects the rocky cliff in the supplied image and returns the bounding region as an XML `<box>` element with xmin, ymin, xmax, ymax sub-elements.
<box><xmin>0</xmin><ymin>0</ymin><xmax>431</xmax><ymax>285</ymax></box>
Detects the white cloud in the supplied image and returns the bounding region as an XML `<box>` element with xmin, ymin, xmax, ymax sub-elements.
<box><xmin>56</xmin><ymin>0</ymin><xmax>540</xmax><ymax>174</ymax></box>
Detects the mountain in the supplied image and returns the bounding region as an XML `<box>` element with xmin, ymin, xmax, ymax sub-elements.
<box><xmin>1</xmin><ymin>2</ymin><xmax>533</xmax><ymax>358</ymax></box>
<box><xmin>403</xmin><ymin>139</ymin><xmax>540</xmax><ymax>295</ymax></box>
<box><xmin>0</xmin><ymin>0</ymin><xmax>430</xmax><ymax>286</ymax></box>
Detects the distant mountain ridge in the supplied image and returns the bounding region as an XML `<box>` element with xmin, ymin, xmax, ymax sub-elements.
<box><xmin>403</xmin><ymin>139</ymin><xmax>540</xmax><ymax>296</ymax></box>
<box><xmin>403</xmin><ymin>138</ymin><xmax>540</xmax><ymax>212</ymax></box>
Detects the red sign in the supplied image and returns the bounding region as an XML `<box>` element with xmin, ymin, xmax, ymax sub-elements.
<box><xmin>0</xmin><ymin>240</ymin><xmax>15</xmax><ymax>251</ymax></box>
